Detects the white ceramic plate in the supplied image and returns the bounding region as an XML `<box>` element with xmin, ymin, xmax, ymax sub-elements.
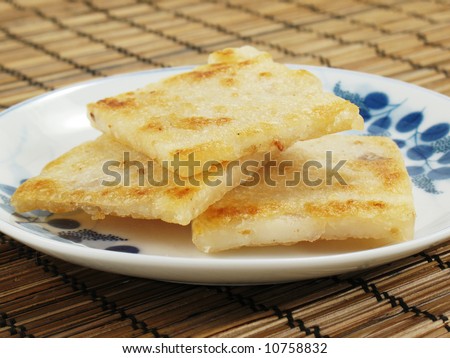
<box><xmin>1</xmin><ymin>66</ymin><xmax>449</xmax><ymax>284</ymax></box>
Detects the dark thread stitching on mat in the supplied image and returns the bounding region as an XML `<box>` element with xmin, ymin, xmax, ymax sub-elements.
<box><xmin>4</xmin><ymin>0</ymin><xmax>167</xmax><ymax>68</ymax></box>
<box><xmin>0</xmin><ymin>312</ymin><xmax>33</xmax><ymax>338</ymax></box>
<box><xmin>145</xmin><ymin>0</ymin><xmax>331</xmax><ymax>66</ymax></box>
<box><xmin>355</xmin><ymin>0</ymin><xmax>441</xmax><ymax>25</ymax></box>
<box><xmin>16</xmin><ymin>244</ymin><xmax>35</xmax><ymax>260</ymax></box>
<box><xmin>0</xmin><ymin>238</ymin><xmax>34</xmax><ymax>337</ymax></box>
<box><xmin>217</xmin><ymin>287</ymin><xmax>329</xmax><ymax>337</ymax></box>
<box><xmin>347</xmin><ymin>277</ymin><xmax>450</xmax><ymax>331</ymax></box>
<box><xmin>0</xmin><ymin>27</ymin><xmax>104</xmax><ymax>78</ymax></box>
<box><xmin>416</xmin><ymin>33</ymin><xmax>450</xmax><ymax>52</ymax></box>
<box><xmin>0</xmin><ymin>63</ymin><xmax>53</xmax><ymax>91</ymax></box>
<box><xmin>208</xmin><ymin>0</ymin><xmax>450</xmax><ymax>77</ymax></box>
<box><xmin>33</xmin><ymin>253</ymin><xmax>168</xmax><ymax>337</ymax></box>
<box><xmin>79</xmin><ymin>0</ymin><xmax>208</xmax><ymax>55</ymax></box>
<box><xmin>142</xmin><ymin>0</ymin><xmax>331</xmax><ymax>66</ymax></box>
<box><xmin>418</xmin><ymin>252</ymin><xmax>450</xmax><ymax>270</ymax></box>
<box><xmin>5</xmin><ymin>239</ymin><xmax>167</xmax><ymax>338</ymax></box>
<box><xmin>281</xmin><ymin>0</ymin><xmax>450</xmax><ymax>52</ymax></box>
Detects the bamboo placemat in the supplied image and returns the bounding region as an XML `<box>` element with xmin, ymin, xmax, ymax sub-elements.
<box><xmin>1</xmin><ymin>0</ymin><xmax>449</xmax><ymax>338</ymax></box>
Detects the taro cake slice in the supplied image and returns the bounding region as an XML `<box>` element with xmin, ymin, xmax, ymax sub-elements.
<box><xmin>11</xmin><ymin>135</ymin><xmax>259</xmax><ymax>226</ymax></box>
<box><xmin>88</xmin><ymin>46</ymin><xmax>363</xmax><ymax>178</ymax></box>
<box><xmin>192</xmin><ymin>135</ymin><xmax>415</xmax><ymax>253</ymax></box>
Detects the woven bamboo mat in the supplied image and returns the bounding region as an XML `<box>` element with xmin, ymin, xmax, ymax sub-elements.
<box><xmin>1</xmin><ymin>0</ymin><xmax>450</xmax><ymax>338</ymax></box>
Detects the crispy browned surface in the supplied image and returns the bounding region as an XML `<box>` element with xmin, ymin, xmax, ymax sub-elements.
<box><xmin>88</xmin><ymin>46</ymin><xmax>363</xmax><ymax>177</ymax></box>
<box><xmin>10</xmin><ymin>135</ymin><xmax>251</xmax><ymax>225</ymax></box>
<box><xmin>192</xmin><ymin>135</ymin><xmax>415</xmax><ymax>252</ymax></box>
<box><xmin>1</xmin><ymin>0</ymin><xmax>450</xmax><ymax>339</ymax></box>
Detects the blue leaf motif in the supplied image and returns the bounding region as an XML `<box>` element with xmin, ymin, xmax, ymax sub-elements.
<box><xmin>427</xmin><ymin>167</ymin><xmax>450</xmax><ymax>180</ymax></box>
<box><xmin>359</xmin><ymin>108</ymin><xmax>371</xmax><ymax>122</ymax></box>
<box><xmin>396</xmin><ymin>112</ymin><xmax>423</xmax><ymax>132</ymax></box>
<box><xmin>431</xmin><ymin>136</ymin><xmax>450</xmax><ymax>153</ymax></box>
<box><xmin>58</xmin><ymin>229</ymin><xmax>127</xmax><ymax>243</ymax></box>
<box><xmin>18</xmin><ymin>222</ymin><xmax>52</xmax><ymax>236</ymax></box>
<box><xmin>368</xmin><ymin>116</ymin><xmax>391</xmax><ymax>134</ymax></box>
<box><xmin>47</xmin><ymin>218</ymin><xmax>80</xmax><ymax>229</ymax></box>
<box><xmin>0</xmin><ymin>193</ymin><xmax>10</xmax><ymax>205</ymax></box>
<box><xmin>437</xmin><ymin>151</ymin><xmax>450</xmax><ymax>164</ymax></box>
<box><xmin>333</xmin><ymin>82</ymin><xmax>368</xmax><ymax>111</ymax></box>
<box><xmin>393</xmin><ymin>139</ymin><xmax>406</xmax><ymax>148</ymax></box>
<box><xmin>407</xmin><ymin>166</ymin><xmax>425</xmax><ymax>176</ymax></box>
<box><xmin>407</xmin><ymin>145</ymin><xmax>434</xmax><ymax>160</ymax></box>
<box><xmin>106</xmin><ymin>245</ymin><xmax>140</xmax><ymax>254</ymax></box>
<box><xmin>412</xmin><ymin>174</ymin><xmax>440</xmax><ymax>194</ymax></box>
<box><xmin>0</xmin><ymin>203</ymin><xmax>14</xmax><ymax>214</ymax></box>
<box><xmin>0</xmin><ymin>184</ymin><xmax>17</xmax><ymax>196</ymax></box>
<box><xmin>420</xmin><ymin>123</ymin><xmax>449</xmax><ymax>142</ymax></box>
<box><xmin>30</xmin><ymin>210</ymin><xmax>52</xmax><ymax>217</ymax></box>
<box><xmin>364</xmin><ymin>92</ymin><xmax>389</xmax><ymax>110</ymax></box>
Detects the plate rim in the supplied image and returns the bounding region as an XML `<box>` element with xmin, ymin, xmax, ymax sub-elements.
<box><xmin>1</xmin><ymin>216</ymin><xmax>450</xmax><ymax>267</ymax></box>
<box><xmin>1</xmin><ymin>65</ymin><xmax>450</xmax><ymax>282</ymax></box>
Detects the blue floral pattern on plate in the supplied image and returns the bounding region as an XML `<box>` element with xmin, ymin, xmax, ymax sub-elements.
<box><xmin>0</xmin><ymin>184</ymin><xmax>139</xmax><ymax>254</ymax></box>
<box><xmin>0</xmin><ymin>80</ymin><xmax>447</xmax><ymax>253</ymax></box>
<box><xmin>334</xmin><ymin>83</ymin><xmax>450</xmax><ymax>194</ymax></box>
<box><xmin>0</xmin><ymin>66</ymin><xmax>449</xmax><ymax>283</ymax></box>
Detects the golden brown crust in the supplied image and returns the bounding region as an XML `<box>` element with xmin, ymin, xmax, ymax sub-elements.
<box><xmin>192</xmin><ymin>135</ymin><xmax>416</xmax><ymax>252</ymax></box>
<box><xmin>303</xmin><ymin>200</ymin><xmax>387</xmax><ymax>217</ymax></box>
<box><xmin>88</xmin><ymin>46</ymin><xmax>363</xmax><ymax>177</ymax></box>
<box><xmin>204</xmin><ymin>205</ymin><xmax>260</xmax><ymax>219</ymax></box>
<box><xmin>174</xmin><ymin>116</ymin><xmax>233</xmax><ymax>130</ymax></box>
<box><xmin>10</xmin><ymin>135</ymin><xmax>250</xmax><ymax>225</ymax></box>
<box><xmin>97</xmin><ymin>97</ymin><xmax>136</xmax><ymax>110</ymax></box>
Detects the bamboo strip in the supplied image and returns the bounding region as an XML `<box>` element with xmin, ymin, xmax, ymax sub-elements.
<box><xmin>0</xmin><ymin>0</ymin><xmax>449</xmax><ymax>338</ymax></box>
